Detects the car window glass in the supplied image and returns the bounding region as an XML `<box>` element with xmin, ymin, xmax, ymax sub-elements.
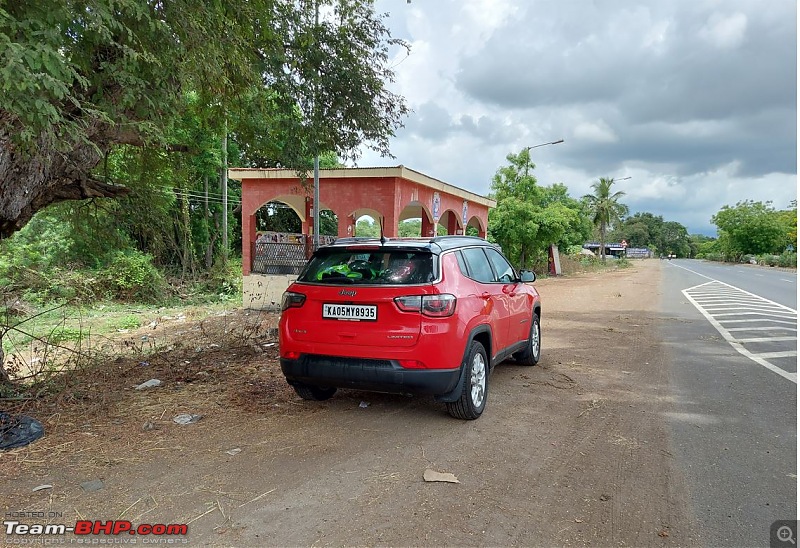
<box><xmin>299</xmin><ymin>250</ymin><xmax>435</xmax><ymax>285</ymax></box>
<box><xmin>454</xmin><ymin>250</ymin><xmax>469</xmax><ymax>277</ymax></box>
<box><xmin>485</xmin><ymin>248</ymin><xmax>516</xmax><ymax>283</ymax></box>
<box><xmin>461</xmin><ymin>247</ymin><xmax>495</xmax><ymax>283</ymax></box>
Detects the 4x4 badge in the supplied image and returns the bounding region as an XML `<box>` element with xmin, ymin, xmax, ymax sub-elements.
<box><xmin>339</xmin><ymin>289</ymin><xmax>357</xmax><ymax>297</ymax></box>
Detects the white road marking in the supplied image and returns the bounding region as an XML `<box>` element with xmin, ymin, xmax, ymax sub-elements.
<box><xmin>679</xmin><ymin>277</ymin><xmax>798</xmax><ymax>384</ymax></box>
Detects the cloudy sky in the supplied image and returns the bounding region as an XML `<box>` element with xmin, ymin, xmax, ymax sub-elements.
<box><xmin>354</xmin><ymin>0</ymin><xmax>797</xmax><ymax>236</ymax></box>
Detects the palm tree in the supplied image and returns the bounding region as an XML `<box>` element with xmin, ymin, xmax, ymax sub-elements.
<box><xmin>583</xmin><ymin>178</ymin><xmax>629</xmax><ymax>261</ymax></box>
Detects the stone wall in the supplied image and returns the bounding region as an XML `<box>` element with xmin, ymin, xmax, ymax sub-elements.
<box><xmin>243</xmin><ymin>273</ymin><xmax>296</xmax><ymax>311</ymax></box>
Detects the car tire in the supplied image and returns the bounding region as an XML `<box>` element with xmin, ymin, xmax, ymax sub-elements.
<box><xmin>291</xmin><ymin>382</ymin><xmax>337</xmax><ymax>401</ymax></box>
<box><xmin>446</xmin><ymin>341</ymin><xmax>488</xmax><ymax>420</ymax></box>
<box><xmin>513</xmin><ymin>312</ymin><xmax>541</xmax><ymax>366</ymax></box>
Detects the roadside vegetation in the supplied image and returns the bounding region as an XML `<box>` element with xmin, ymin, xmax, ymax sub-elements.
<box><xmin>698</xmin><ymin>200</ymin><xmax>797</xmax><ymax>266</ymax></box>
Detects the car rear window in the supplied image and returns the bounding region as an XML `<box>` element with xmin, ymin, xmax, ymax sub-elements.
<box><xmin>298</xmin><ymin>249</ymin><xmax>436</xmax><ymax>285</ymax></box>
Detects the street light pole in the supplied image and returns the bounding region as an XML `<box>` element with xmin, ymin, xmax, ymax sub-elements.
<box><xmin>311</xmin><ymin>1</ymin><xmax>322</xmax><ymax>251</ymax></box>
<box><xmin>522</xmin><ymin>138</ymin><xmax>564</xmax><ymax>178</ymax></box>
<box><xmin>524</xmin><ymin>138</ymin><xmax>565</xmax><ymax>152</ymax></box>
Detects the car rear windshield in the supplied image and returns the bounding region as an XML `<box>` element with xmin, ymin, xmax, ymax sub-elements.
<box><xmin>298</xmin><ymin>249</ymin><xmax>436</xmax><ymax>285</ymax></box>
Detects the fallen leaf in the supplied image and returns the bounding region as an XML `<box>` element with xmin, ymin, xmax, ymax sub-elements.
<box><xmin>423</xmin><ymin>469</ymin><xmax>460</xmax><ymax>483</ymax></box>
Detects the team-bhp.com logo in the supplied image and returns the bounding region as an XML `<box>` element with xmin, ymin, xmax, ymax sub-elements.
<box><xmin>4</xmin><ymin>519</ymin><xmax>189</xmax><ymax>543</ymax></box>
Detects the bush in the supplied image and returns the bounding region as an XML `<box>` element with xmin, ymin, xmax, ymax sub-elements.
<box><xmin>99</xmin><ymin>252</ymin><xmax>167</xmax><ymax>302</ymax></box>
<box><xmin>615</xmin><ymin>256</ymin><xmax>631</xmax><ymax>268</ymax></box>
<box><xmin>778</xmin><ymin>252</ymin><xmax>797</xmax><ymax>268</ymax></box>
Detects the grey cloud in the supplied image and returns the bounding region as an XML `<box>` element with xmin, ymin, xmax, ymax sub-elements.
<box><xmin>455</xmin><ymin>1</ymin><xmax>795</xmax><ymax>125</ymax></box>
<box><xmin>402</xmin><ymin>102</ymin><xmax>525</xmax><ymax>144</ymax></box>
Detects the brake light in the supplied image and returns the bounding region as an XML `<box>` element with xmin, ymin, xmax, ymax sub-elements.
<box><xmin>281</xmin><ymin>291</ymin><xmax>306</xmax><ymax>311</ymax></box>
<box><xmin>394</xmin><ymin>294</ymin><xmax>456</xmax><ymax>317</ymax></box>
<box><xmin>346</xmin><ymin>245</ymin><xmax>380</xmax><ymax>250</ymax></box>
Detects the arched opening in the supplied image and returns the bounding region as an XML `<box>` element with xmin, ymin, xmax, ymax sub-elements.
<box><xmin>318</xmin><ymin>209</ymin><xmax>338</xmax><ymax>239</ymax></box>
<box><xmin>398</xmin><ymin>201</ymin><xmax>446</xmax><ymax>237</ymax></box>
<box><xmin>256</xmin><ymin>199</ymin><xmax>303</xmax><ymax>233</ymax></box>
<box><xmin>439</xmin><ymin>209</ymin><xmax>464</xmax><ymax>235</ymax></box>
<box><xmin>466</xmin><ymin>216</ymin><xmax>484</xmax><ymax>237</ymax></box>
<box><xmin>351</xmin><ymin>208</ymin><xmax>383</xmax><ymax>237</ymax></box>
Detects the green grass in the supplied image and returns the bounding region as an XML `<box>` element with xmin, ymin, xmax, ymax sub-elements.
<box><xmin>1</xmin><ymin>299</ymin><xmax>236</xmax><ymax>357</ymax></box>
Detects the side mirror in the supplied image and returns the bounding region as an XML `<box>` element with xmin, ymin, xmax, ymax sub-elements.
<box><xmin>520</xmin><ymin>270</ymin><xmax>536</xmax><ymax>283</ymax></box>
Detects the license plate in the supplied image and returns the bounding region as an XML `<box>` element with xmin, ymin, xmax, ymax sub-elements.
<box><xmin>323</xmin><ymin>304</ymin><xmax>377</xmax><ymax>321</ymax></box>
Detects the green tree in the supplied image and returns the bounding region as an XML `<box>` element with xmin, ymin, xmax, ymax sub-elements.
<box><xmin>489</xmin><ymin>149</ymin><xmax>589</xmax><ymax>269</ymax></box>
<box><xmin>689</xmin><ymin>234</ymin><xmax>717</xmax><ymax>258</ymax></box>
<box><xmin>356</xmin><ymin>218</ymin><xmax>380</xmax><ymax>237</ymax></box>
<box><xmin>0</xmin><ymin>0</ymin><xmax>408</xmax><ymax>239</ymax></box>
<box><xmin>711</xmin><ymin>200</ymin><xmax>787</xmax><ymax>259</ymax></box>
<box><xmin>612</xmin><ymin>212</ymin><xmax>664</xmax><ymax>250</ymax></box>
<box><xmin>775</xmin><ymin>201</ymin><xmax>797</xmax><ymax>251</ymax></box>
<box><xmin>582</xmin><ymin>178</ymin><xmax>629</xmax><ymax>261</ymax></box>
<box><xmin>661</xmin><ymin>221</ymin><xmax>691</xmax><ymax>258</ymax></box>
<box><xmin>399</xmin><ymin>220</ymin><xmax>421</xmax><ymax>237</ymax></box>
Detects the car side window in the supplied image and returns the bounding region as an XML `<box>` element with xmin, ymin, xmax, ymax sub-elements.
<box><xmin>461</xmin><ymin>247</ymin><xmax>495</xmax><ymax>283</ymax></box>
<box><xmin>485</xmin><ymin>248</ymin><xmax>517</xmax><ymax>283</ymax></box>
<box><xmin>454</xmin><ymin>250</ymin><xmax>469</xmax><ymax>277</ymax></box>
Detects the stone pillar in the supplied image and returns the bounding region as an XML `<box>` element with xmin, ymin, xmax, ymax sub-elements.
<box><xmin>446</xmin><ymin>213</ymin><xmax>459</xmax><ymax>235</ymax></box>
<box><xmin>242</xmin><ymin>213</ymin><xmax>257</xmax><ymax>276</ymax></box>
<box><xmin>421</xmin><ymin>214</ymin><xmax>435</xmax><ymax>237</ymax></box>
<box><xmin>338</xmin><ymin>214</ymin><xmax>356</xmax><ymax>238</ymax></box>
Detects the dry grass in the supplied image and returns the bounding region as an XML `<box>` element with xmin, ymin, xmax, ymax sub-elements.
<box><xmin>1</xmin><ymin>306</ymin><xmax>292</xmax><ymax>477</ymax></box>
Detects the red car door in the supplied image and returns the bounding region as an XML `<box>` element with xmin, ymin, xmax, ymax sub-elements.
<box><xmin>460</xmin><ymin>247</ymin><xmax>512</xmax><ymax>354</ymax></box>
<box><xmin>485</xmin><ymin>247</ymin><xmax>531</xmax><ymax>345</ymax></box>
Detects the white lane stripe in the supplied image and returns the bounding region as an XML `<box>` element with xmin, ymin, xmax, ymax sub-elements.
<box><xmin>737</xmin><ymin>336</ymin><xmax>797</xmax><ymax>343</ymax></box>
<box><xmin>717</xmin><ymin>319</ymin><xmax>797</xmax><ymax>325</ymax></box>
<box><xmin>727</xmin><ymin>326</ymin><xmax>798</xmax><ymax>332</ymax></box>
<box><xmin>751</xmin><ymin>351</ymin><xmax>798</xmax><ymax>359</ymax></box>
<box><xmin>712</xmin><ymin>312</ymin><xmax>797</xmax><ymax>318</ymax></box>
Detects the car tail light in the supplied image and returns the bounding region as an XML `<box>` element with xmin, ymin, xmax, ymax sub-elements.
<box><xmin>394</xmin><ymin>294</ymin><xmax>456</xmax><ymax>317</ymax></box>
<box><xmin>421</xmin><ymin>294</ymin><xmax>456</xmax><ymax>317</ymax></box>
<box><xmin>283</xmin><ymin>351</ymin><xmax>301</xmax><ymax>360</ymax></box>
<box><xmin>281</xmin><ymin>291</ymin><xmax>306</xmax><ymax>311</ymax></box>
<box><xmin>394</xmin><ymin>295</ymin><xmax>422</xmax><ymax>312</ymax></box>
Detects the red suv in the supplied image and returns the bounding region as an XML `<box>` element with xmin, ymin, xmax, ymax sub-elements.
<box><xmin>279</xmin><ymin>236</ymin><xmax>541</xmax><ymax>419</ymax></box>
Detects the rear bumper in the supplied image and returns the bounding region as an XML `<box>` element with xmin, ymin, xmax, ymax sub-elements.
<box><xmin>281</xmin><ymin>355</ymin><xmax>461</xmax><ymax>396</ymax></box>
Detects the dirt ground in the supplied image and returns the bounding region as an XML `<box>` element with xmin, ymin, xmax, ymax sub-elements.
<box><xmin>1</xmin><ymin>259</ymin><xmax>699</xmax><ymax>547</ymax></box>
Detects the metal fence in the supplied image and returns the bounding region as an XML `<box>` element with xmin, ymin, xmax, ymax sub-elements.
<box><xmin>251</xmin><ymin>242</ymin><xmax>308</xmax><ymax>275</ymax></box>
<box><xmin>251</xmin><ymin>234</ymin><xmax>340</xmax><ymax>275</ymax></box>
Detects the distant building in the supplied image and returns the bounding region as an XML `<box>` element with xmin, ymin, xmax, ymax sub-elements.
<box><xmin>582</xmin><ymin>242</ymin><xmax>652</xmax><ymax>258</ymax></box>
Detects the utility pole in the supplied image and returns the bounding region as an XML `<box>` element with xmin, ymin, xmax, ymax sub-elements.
<box><xmin>221</xmin><ymin>117</ymin><xmax>228</xmax><ymax>262</ymax></box>
<box><xmin>312</xmin><ymin>1</ymin><xmax>320</xmax><ymax>251</ymax></box>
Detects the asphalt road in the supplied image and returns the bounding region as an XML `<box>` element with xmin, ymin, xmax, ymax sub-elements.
<box><xmin>659</xmin><ymin>259</ymin><xmax>797</xmax><ymax>547</ymax></box>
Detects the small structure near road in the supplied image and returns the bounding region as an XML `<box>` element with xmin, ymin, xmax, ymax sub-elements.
<box><xmin>230</xmin><ymin>166</ymin><xmax>495</xmax><ymax>309</ymax></box>
<box><xmin>583</xmin><ymin>242</ymin><xmax>652</xmax><ymax>259</ymax></box>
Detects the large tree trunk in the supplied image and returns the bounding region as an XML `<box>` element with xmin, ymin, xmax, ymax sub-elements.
<box><xmin>0</xmin><ymin>116</ymin><xmax>130</xmax><ymax>239</ymax></box>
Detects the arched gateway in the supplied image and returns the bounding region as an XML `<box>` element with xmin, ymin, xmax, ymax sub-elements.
<box><xmin>229</xmin><ymin>166</ymin><xmax>495</xmax><ymax>309</ymax></box>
